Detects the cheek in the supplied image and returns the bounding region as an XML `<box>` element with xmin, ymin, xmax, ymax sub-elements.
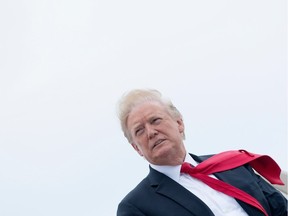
<box><xmin>137</xmin><ymin>139</ymin><xmax>150</xmax><ymax>153</ymax></box>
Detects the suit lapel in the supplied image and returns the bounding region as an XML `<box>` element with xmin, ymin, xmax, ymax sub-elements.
<box><xmin>190</xmin><ymin>153</ymin><xmax>267</xmax><ymax>216</ymax></box>
<box><xmin>213</xmin><ymin>168</ymin><xmax>268</xmax><ymax>216</ymax></box>
<box><xmin>148</xmin><ymin>166</ymin><xmax>214</xmax><ymax>216</ymax></box>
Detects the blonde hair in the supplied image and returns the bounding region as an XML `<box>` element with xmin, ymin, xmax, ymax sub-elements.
<box><xmin>117</xmin><ymin>89</ymin><xmax>184</xmax><ymax>143</ymax></box>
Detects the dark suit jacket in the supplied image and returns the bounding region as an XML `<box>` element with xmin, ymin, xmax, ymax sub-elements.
<box><xmin>117</xmin><ymin>153</ymin><xmax>288</xmax><ymax>216</ymax></box>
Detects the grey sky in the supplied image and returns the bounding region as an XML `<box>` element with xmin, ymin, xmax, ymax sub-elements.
<box><xmin>0</xmin><ymin>1</ymin><xmax>286</xmax><ymax>216</ymax></box>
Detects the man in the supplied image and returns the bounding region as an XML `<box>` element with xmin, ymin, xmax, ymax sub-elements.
<box><xmin>116</xmin><ymin>89</ymin><xmax>287</xmax><ymax>216</ymax></box>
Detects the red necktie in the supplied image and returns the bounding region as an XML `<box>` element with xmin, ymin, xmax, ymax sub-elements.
<box><xmin>180</xmin><ymin>150</ymin><xmax>284</xmax><ymax>216</ymax></box>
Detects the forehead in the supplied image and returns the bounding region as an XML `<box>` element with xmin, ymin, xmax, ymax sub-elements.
<box><xmin>127</xmin><ymin>101</ymin><xmax>168</xmax><ymax>125</ymax></box>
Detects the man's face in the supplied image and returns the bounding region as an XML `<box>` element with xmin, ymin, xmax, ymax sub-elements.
<box><xmin>126</xmin><ymin>101</ymin><xmax>186</xmax><ymax>165</ymax></box>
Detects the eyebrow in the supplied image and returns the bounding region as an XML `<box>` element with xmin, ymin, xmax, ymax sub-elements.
<box><xmin>129</xmin><ymin>112</ymin><xmax>164</xmax><ymax>131</ymax></box>
<box><xmin>131</xmin><ymin>122</ymin><xmax>143</xmax><ymax>132</ymax></box>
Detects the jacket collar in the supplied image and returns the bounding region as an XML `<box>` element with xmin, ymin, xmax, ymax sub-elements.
<box><xmin>147</xmin><ymin>153</ymin><xmax>267</xmax><ymax>216</ymax></box>
<box><xmin>147</xmin><ymin>165</ymin><xmax>214</xmax><ymax>216</ymax></box>
<box><xmin>189</xmin><ymin>153</ymin><xmax>268</xmax><ymax>216</ymax></box>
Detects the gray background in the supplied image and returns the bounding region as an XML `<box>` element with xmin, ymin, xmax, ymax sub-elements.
<box><xmin>0</xmin><ymin>1</ymin><xmax>286</xmax><ymax>215</ymax></box>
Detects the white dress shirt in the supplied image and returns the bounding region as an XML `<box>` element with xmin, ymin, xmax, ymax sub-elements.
<box><xmin>150</xmin><ymin>153</ymin><xmax>248</xmax><ymax>216</ymax></box>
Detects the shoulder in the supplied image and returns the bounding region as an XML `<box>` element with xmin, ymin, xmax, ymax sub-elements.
<box><xmin>119</xmin><ymin>166</ymin><xmax>169</xmax><ymax>203</ymax></box>
<box><xmin>189</xmin><ymin>152</ymin><xmax>214</xmax><ymax>162</ymax></box>
<box><xmin>120</xmin><ymin>176</ymin><xmax>150</xmax><ymax>201</ymax></box>
<box><xmin>117</xmin><ymin>169</ymin><xmax>169</xmax><ymax>216</ymax></box>
<box><xmin>117</xmin><ymin>177</ymin><xmax>150</xmax><ymax>215</ymax></box>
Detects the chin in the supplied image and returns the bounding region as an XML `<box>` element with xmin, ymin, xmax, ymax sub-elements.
<box><xmin>152</xmin><ymin>151</ymin><xmax>174</xmax><ymax>164</ymax></box>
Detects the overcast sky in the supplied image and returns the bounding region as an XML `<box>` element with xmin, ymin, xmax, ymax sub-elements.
<box><xmin>0</xmin><ymin>1</ymin><xmax>286</xmax><ymax>216</ymax></box>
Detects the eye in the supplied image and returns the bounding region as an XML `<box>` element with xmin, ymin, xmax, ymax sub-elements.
<box><xmin>152</xmin><ymin>118</ymin><xmax>161</xmax><ymax>124</ymax></box>
<box><xmin>135</xmin><ymin>128</ymin><xmax>144</xmax><ymax>136</ymax></box>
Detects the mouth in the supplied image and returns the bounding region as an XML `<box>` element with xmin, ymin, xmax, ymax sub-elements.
<box><xmin>153</xmin><ymin>139</ymin><xmax>165</xmax><ymax>149</ymax></box>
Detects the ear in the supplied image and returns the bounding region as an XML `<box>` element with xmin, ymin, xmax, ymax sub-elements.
<box><xmin>131</xmin><ymin>143</ymin><xmax>144</xmax><ymax>157</ymax></box>
<box><xmin>177</xmin><ymin>118</ymin><xmax>185</xmax><ymax>133</ymax></box>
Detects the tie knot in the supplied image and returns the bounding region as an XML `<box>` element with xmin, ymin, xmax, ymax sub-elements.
<box><xmin>181</xmin><ymin>162</ymin><xmax>196</xmax><ymax>174</ymax></box>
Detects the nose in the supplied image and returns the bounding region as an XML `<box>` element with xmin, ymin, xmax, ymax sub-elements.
<box><xmin>147</xmin><ymin>125</ymin><xmax>158</xmax><ymax>139</ymax></box>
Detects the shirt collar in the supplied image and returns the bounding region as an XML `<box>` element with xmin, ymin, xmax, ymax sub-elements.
<box><xmin>150</xmin><ymin>152</ymin><xmax>199</xmax><ymax>182</ymax></box>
